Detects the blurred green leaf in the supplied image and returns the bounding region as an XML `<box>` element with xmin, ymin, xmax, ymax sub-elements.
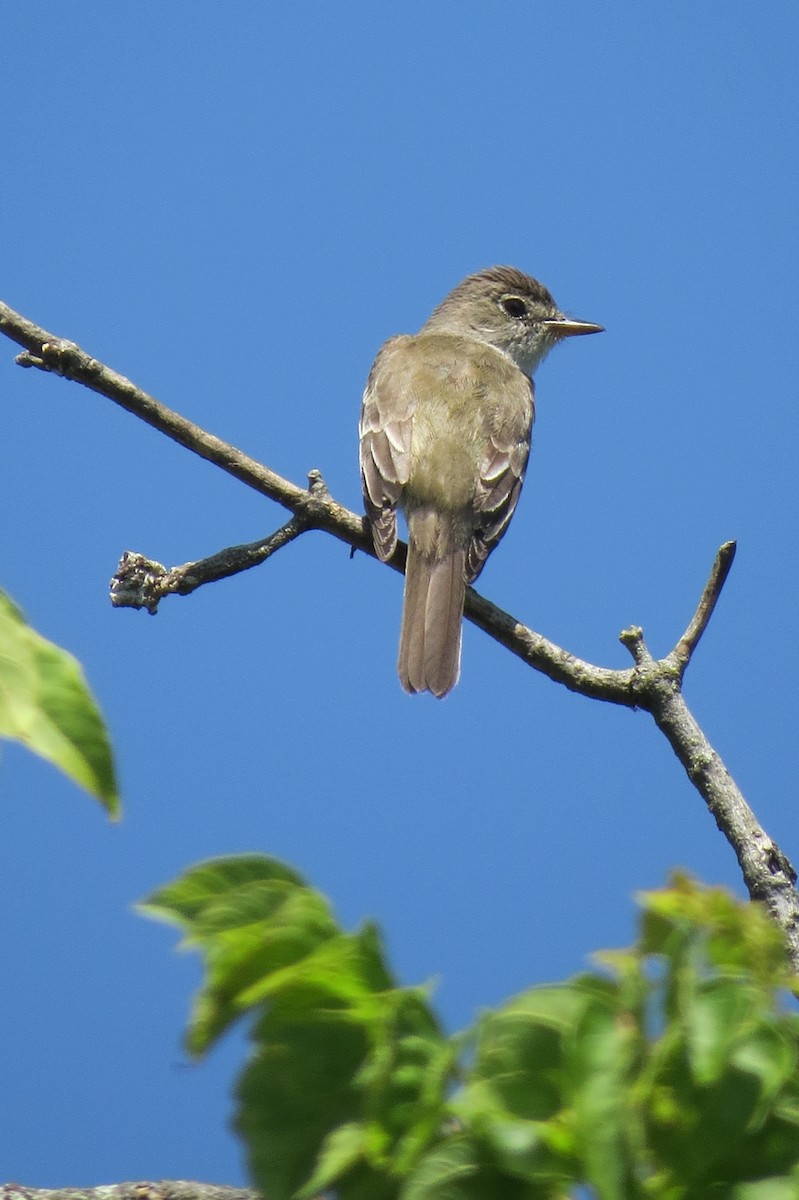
<box><xmin>235</xmin><ymin>946</ymin><xmax>453</xmax><ymax>1198</ymax></box>
<box><xmin>685</xmin><ymin>979</ymin><xmax>759</xmax><ymax>1084</ymax></box>
<box><xmin>144</xmin><ymin>855</ymin><xmax>454</xmax><ymax>1197</ymax></box>
<box><xmin>295</xmin><ymin>1120</ymin><xmax>370</xmax><ymax>1197</ymax></box>
<box><xmin>570</xmin><ymin>993</ymin><xmax>640</xmax><ymax>1199</ymax></box>
<box><xmin>0</xmin><ymin>589</ymin><xmax>118</xmax><ymax>813</ymax></box>
<box><xmin>146</xmin><ymin>864</ymin><xmax>799</xmax><ymax>1199</ymax></box>
<box><xmin>456</xmin><ymin>988</ymin><xmax>573</xmax><ymax>1187</ymax></box>
<box><xmin>237</xmin><ymin>994</ymin><xmax>371</xmax><ymax>1200</ymax></box>
<box><xmin>140</xmin><ymin>855</ymin><xmax>307</xmax><ymax>925</ymax></box>
<box><xmin>141</xmin><ymin>856</ymin><xmax>361</xmax><ymax>1053</ymax></box>
<box><xmin>732</xmin><ymin>1177</ymin><xmax>799</xmax><ymax>1199</ymax></box>
<box><xmin>467</xmin><ymin>986</ymin><xmax>582</xmax><ymax>1122</ymax></box>
<box><xmin>402</xmin><ymin>1134</ymin><xmax>551</xmax><ymax>1200</ymax></box>
<box><xmin>733</xmin><ymin>1023</ymin><xmax>799</xmax><ymax>1120</ymax></box>
<box><xmin>638</xmin><ymin>873</ymin><xmax>789</xmax><ymax>985</ymax></box>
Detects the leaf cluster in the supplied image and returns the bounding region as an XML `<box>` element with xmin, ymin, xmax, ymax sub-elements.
<box><xmin>141</xmin><ymin>863</ymin><xmax>799</xmax><ymax>1200</ymax></box>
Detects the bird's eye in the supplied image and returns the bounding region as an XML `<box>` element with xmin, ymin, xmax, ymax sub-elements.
<box><xmin>500</xmin><ymin>296</ymin><xmax>527</xmax><ymax>319</ymax></box>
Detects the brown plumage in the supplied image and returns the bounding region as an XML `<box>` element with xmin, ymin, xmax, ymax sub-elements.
<box><xmin>360</xmin><ymin>266</ymin><xmax>602</xmax><ymax>697</ymax></box>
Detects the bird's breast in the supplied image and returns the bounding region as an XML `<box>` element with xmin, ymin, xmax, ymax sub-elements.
<box><xmin>401</xmin><ymin>333</ymin><xmax>533</xmax><ymax>512</ymax></box>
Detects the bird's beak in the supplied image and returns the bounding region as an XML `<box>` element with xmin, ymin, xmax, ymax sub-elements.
<box><xmin>544</xmin><ymin>317</ymin><xmax>604</xmax><ymax>338</ymax></box>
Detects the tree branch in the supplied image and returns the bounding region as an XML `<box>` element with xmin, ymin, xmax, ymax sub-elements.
<box><xmin>1</xmin><ymin>1184</ymin><xmax>258</xmax><ymax>1200</ymax></box>
<box><xmin>3</xmin><ymin>299</ymin><xmax>798</xmax><ymax>966</ymax></box>
<box><xmin>0</xmin><ymin>300</ymin><xmax>362</xmax><ymax>550</ymax></box>
<box><xmin>619</xmin><ymin>617</ymin><xmax>799</xmax><ymax>965</ymax></box>
<box><xmin>668</xmin><ymin>538</ymin><xmax>737</xmax><ymax>674</ymax></box>
<box><xmin>110</xmin><ymin>517</ymin><xmax>309</xmax><ymax>612</ymax></box>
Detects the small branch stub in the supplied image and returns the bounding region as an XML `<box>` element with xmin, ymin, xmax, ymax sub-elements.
<box><xmin>619</xmin><ymin>624</ymin><xmax>649</xmax><ymax>664</ymax></box>
<box><xmin>111</xmin><ymin>552</ymin><xmax>168</xmax><ymax>614</ymax></box>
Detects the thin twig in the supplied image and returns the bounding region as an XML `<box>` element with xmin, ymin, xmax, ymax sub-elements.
<box><xmin>669</xmin><ymin>539</ymin><xmax>737</xmax><ymax>672</ymax></box>
<box><xmin>110</xmin><ymin>517</ymin><xmax>307</xmax><ymax>613</ymax></box>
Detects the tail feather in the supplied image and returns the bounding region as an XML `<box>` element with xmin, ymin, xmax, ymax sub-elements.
<box><xmin>398</xmin><ymin>512</ymin><xmax>467</xmax><ymax>698</ymax></box>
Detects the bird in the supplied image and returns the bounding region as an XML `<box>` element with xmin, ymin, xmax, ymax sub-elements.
<box><xmin>359</xmin><ymin>265</ymin><xmax>603</xmax><ymax>697</ymax></box>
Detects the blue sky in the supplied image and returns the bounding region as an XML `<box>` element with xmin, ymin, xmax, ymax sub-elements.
<box><xmin>2</xmin><ymin>2</ymin><xmax>798</xmax><ymax>1186</ymax></box>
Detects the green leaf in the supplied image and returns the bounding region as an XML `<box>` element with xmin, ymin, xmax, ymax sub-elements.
<box><xmin>638</xmin><ymin>873</ymin><xmax>789</xmax><ymax>985</ymax></box>
<box><xmin>237</xmin><ymin>977</ymin><xmax>453</xmax><ymax>1200</ymax></box>
<box><xmin>570</xmin><ymin>993</ymin><xmax>639</xmax><ymax>1199</ymax></box>
<box><xmin>467</xmin><ymin>1109</ymin><xmax>574</xmax><ymax>1187</ymax></box>
<box><xmin>455</xmin><ymin>985</ymin><xmax>595</xmax><ymax>1187</ymax></box>
<box><xmin>140</xmin><ymin>855</ymin><xmax>349</xmax><ymax>1053</ymax></box>
<box><xmin>0</xmin><ymin>589</ymin><xmax>118</xmax><ymax>813</ymax></box>
<box><xmin>294</xmin><ymin>1120</ymin><xmax>370</xmax><ymax>1196</ymax></box>
<box><xmin>403</xmin><ymin>1134</ymin><xmax>561</xmax><ymax>1200</ymax></box>
<box><xmin>141</xmin><ymin>868</ymin><xmax>799</xmax><ymax>1198</ymax></box>
<box><xmin>732</xmin><ymin>1177</ymin><xmax>799</xmax><ymax>1199</ymax></box>
<box><xmin>732</xmin><ymin>1023</ymin><xmax>799</xmax><ymax>1121</ymax></box>
<box><xmin>468</xmin><ymin>986</ymin><xmax>583</xmax><ymax>1121</ymax></box>
<box><xmin>236</xmin><ymin>996</ymin><xmax>370</xmax><ymax>1200</ymax></box>
<box><xmin>685</xmin><ymin>979</ymin><xmax>759</xmax><ymax>1084</ymax></box>
<box><xmin>355</xmin><ymin>987</ymin><xmax>455</xmax><ymax>1173</ymax></box>
<box><xmin>144</xmin><ymin>854</ymin><xmax>454</xmax><ymax>1197</ymax></box>
<box><xmin>139</xmin><ymin>855</ymin><xmax>307</xmax><ymax>926</ymax></box>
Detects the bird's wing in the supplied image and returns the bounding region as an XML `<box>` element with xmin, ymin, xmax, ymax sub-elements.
<box><xmin>466</xmin><ymin>375</ymin><xmax>535</xmax><ymax>584</ymax></box>
<box><xmin>359</xmin><ymin>336</ymin><xmax>416</xmax><ymax>561</ymax></box>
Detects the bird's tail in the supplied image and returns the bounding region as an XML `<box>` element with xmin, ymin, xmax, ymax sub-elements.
<box><xmin>398</xmin><ymin>509</ymin><xmax>467</xmax><ymax>698</ymax></box>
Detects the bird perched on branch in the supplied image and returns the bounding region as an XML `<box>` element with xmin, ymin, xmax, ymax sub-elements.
<box><xmin>360</xmin><ymin>266</ymin><xmax>602</xmax><ymax>697</ymax></box>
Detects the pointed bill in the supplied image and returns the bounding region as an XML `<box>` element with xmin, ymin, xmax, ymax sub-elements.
<box><xmin>543</xmin><ymin>316</ymin><xmax>604</xmax><ymax>337</ymax></box>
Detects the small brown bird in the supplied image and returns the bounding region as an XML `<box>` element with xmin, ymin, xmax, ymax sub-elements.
<box><xmin>360</xmin><ymin>266</ymin><xmax>602</xmax><ymax>697</ymax></box>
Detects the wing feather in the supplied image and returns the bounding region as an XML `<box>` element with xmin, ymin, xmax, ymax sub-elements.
<box><xmin>466</xmin><ymin>375</ymin><xmax>534</xmax><ymax>583</ymax></box>
<box><xmin>359</xmin><ymin>337</ymin><xmax>415</xmax><ymax>562</ymax></box>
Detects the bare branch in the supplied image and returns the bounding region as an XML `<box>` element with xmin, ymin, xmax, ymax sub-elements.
<box><xmin>668</xmin><ymin>540</ymin><xmax>737</xmax><ymax>673</ymax></box>
<box><xmin>1</xmin><ymin>1184</ymin><xmax>258</xmax><ymax>1200</ymax></box>
<box><xmin>0</xmin><ymin>300</ymin><xmax>362</xmax><ymax>546</ymax></box>
<box><xmin>650</xmin><ymin>681</ymin><xmax>799</xmax><ymax>962</ymax></box>
<box><xmin>466</xmin><ymin>590</ymin><xmax>638</xmax><ymax>704</ymax></box>
<box><xmin>108</xmin><ymin>474</ymin><xmax>339</xmax><ymax>612</ymax></box>
<box><xmin>4</xmin><ymin>299</ymin><xmax>799</xmax><ymax>964</ymax></box>
<box><xmin>619</xmin><ymin>624</ymin><xmax>799</xmax><ymax>962</ymax></box>
<box><xmin>110</xmin><ymin>517</ymin><xmax>306</xmax><ymax>613</ymax></box>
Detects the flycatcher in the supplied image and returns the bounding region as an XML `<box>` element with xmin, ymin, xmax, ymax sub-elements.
<box><xmin>360</xmin><ymin>265</ymin><xmax>602</xmax><ymax>698</ymax></box>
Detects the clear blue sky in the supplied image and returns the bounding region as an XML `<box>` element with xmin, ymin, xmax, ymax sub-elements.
<box><xmin>2</xmin><ymin>2</ymin><xmax>798</xmax><ymax>1186</ymax></box>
